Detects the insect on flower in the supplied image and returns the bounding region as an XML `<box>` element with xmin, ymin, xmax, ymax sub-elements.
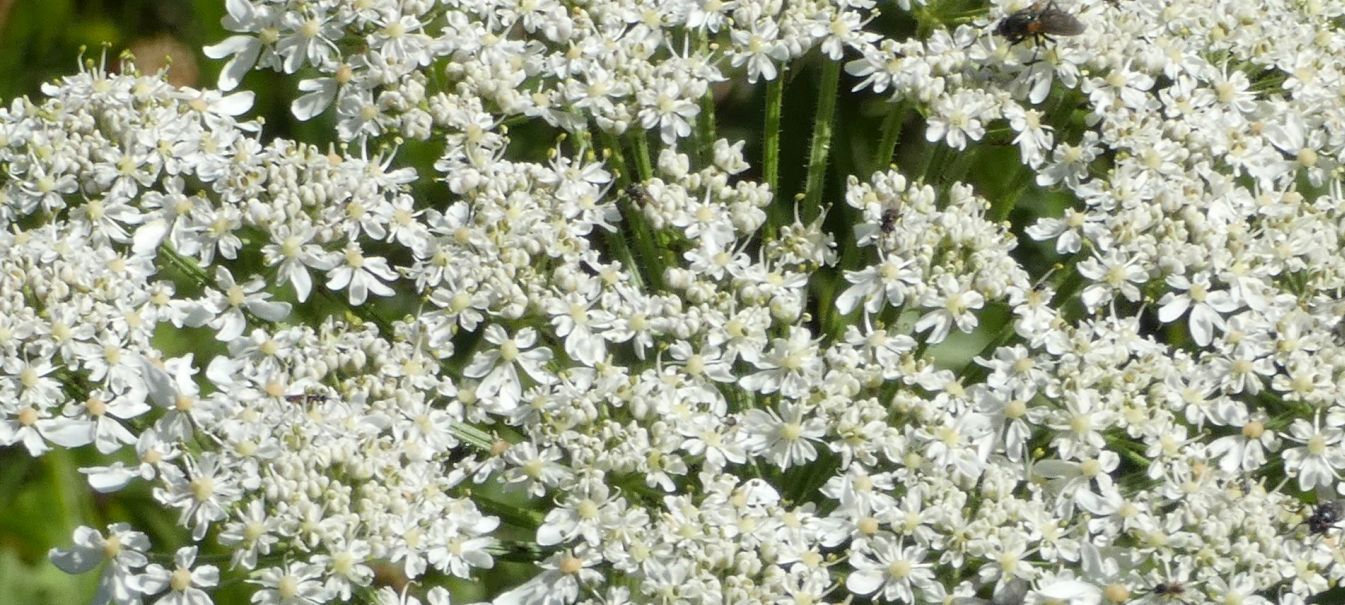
<box><xmin>880</xmin><ymin>207</ymin><xmax>899</xmax><ymax>234</ymax></box>
<box><xmin>1153</xmin><ymin>582</ymin><xmax>1184</xmax><ymax>595</ymax></box>
<box><xmin>1303</xmin><ymin>500</ymin><xmax>1343</xmax><ymax>535</ymax></box>
<box><xmin>994</xmin><ymin>1</ymin><xmax>1086</xmax><ymax>47</ymax></box>
<box><xmin>285</xmin><ymin>393</ymin><xmax>328</xmax><ymax>405</ymax></box>
<box><xmin>1141</xmin><ymin>566</ymin><xmax>1199</xmax><ymax>603</ymax></box>
<box><xmin>623</xmin><ymin>184</ymin><xmax>651</xmax><ymax>205</ymax></box>
<box><xmin>1148</xmin><ymin>580</ymin><xmax>1192</xmax><ymax>602</ymax></box>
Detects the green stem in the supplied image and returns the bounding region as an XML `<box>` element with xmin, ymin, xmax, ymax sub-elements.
<box><xmin>991</xmin><ymin>168</ymin><xmax>1034</xmax><ymax>223</ymax></box>
<box><xmin>46</xmin><ymin>449</ymin><xmax>87</xmax><ymax>551</ymax></box>
<box><xmin>871</xmin><ymin>101</ymin><xmax>907</xmax><ymax>177</ymax></box>
<box><xmin>471</xmin><ymin>490</ymin><xmax>544</xmax><ymax>530</ymax></box>
<box><xmin>632</xmin><ymin>128</ymin><xmax>654</xmax><ymax>181</ymax></box>
<box><xmin>1106</xmin><ymin>436</ymin><xmax>1152</xmax><ymax>469</ymax></box>
<box><xmin>1049</xmin><ymin>263</ymin><xmax>1083</xmax><ymax>309</ymax></box>
<box><xmin>594</xmin><ymin>131</ymin><xmax>649</xmax><ymax>290</ymax></box>
<box><xmin>763</xmin><ymin>74</ymin><xmax>785</xmax><ymax>198</ymax></box>
<box><xmin>920</xmin><ymin>142</ymin><xmax>947</xmax><ymax>185</ymax></box>
<box><xmin>941</xmin><ymin>146</ymin><xmax>979</xmax><ymax>186</ymax></box>
<box><xmin>450</xmin><ymin>422</ymin><xmax>497</xmax><ymax>451</ymax></box>
<box><xmin>698</xmin><ymin>91</ymin><xmax>718</xmax><ymax>167</ymax></box>
<box><xmin>602</xmin><ymin>132</ymin><xmax>664</xmax><ymax>290</ymax></box>
<box><xmin>611</xmin><ymin>219</ymin><xmax>647</xmax><ymax>289</ymax></box>
<box><xmin>802</xmin><ymin>58</ymin><xmax>841</xmax><ymax>221</ymax></box>
<box><xmin>695</xmin><ymin>32</ymin><xmax>718</xmax><ymax>168</ymax></box>
<box><xmin>158</xmin><ymin>245</ymin><xmax>214</xmax><ymax>289</ymax></box>
<box><xmin>613</xmin><ymin>196</ymin><xmax>657</xmax><ymax>290</ymax></box>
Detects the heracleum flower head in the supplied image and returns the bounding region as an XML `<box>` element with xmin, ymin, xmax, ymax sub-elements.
<box><xmin>17</xmin><ymin>0</ymin><xmax>1345</xmax><ymax>603</ymax></box>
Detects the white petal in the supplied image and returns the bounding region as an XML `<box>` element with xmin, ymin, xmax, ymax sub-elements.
<box><xmin>845</xmin><ymin>567</ymin><xmax>886</xmax><ymax>596</ymax></box>
<box><xmin>82</xmin><ymin>464</ymin><xmax>139</xmax><ymax>493</ymax></box>
<box><xmin>1037</xmin><ymin>580</ymin><xmax>1101</xmax><ymax>600</ymax></box>
<box><xmin>38</xmin><ymin>419</ymin><xmax>94</xmax><ymax>448</ymax></box>
<box><xmin>1155</xmin><ymin>295</ymin><xmax>1189</xmax><ymax>323</ymax></box>
<box><xmin>215</xmin><ymin>91</ymin><xmax>256</xmax><ymax>116</ymax></box>
<box><xmin>49</xmin><ymin>542</ymin><xmax>100</xmax><ymax>574</ymax></box>
<box><xmin>1188</xmin><ymin>305</ymin><xmax>1218</xmax><ymax>346</ymax></box>
<box><xmin>131</xmin><ymin>220</ymin><xmax>169</xmax><ymax>256</ymax></box>
<box><xmin>291</xmin><ymin>80</ymin><xmax>337</xmax><ymax>121</ymax></box>
<box><xmin>246</xmin><ymin>300</ymin><xmax>292</xmax><ymax>322</ymax></box>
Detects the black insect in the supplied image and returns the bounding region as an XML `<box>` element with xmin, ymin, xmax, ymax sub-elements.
<box><xmin>880</xmin><ymin>208</ymin><xmax>898</xmax><ymax>234</ymax></box>
<box><xmin>994</xmin><ymin>1</ymin><xmax>1086</xmax><ymax>47</ymax></box>
<box><xmin>1148</xmin><ymin>580</ymin><xmax>1193</xmax><ymax>602</ymax></box>
<box><xmin>623</xmin><ymin>184</ymin><xmax>650</xmax><ymax>205</ymax></box>
<box><xmin>1304</xmin><ymin>501</ymin><xmax>1342</xmax><ymax>535</ymax></box>
<box><xmin>285</xmin><ymin>393</ymin><xmax>328</xmax><ymax>405</ymax></box>
<box><xmin>1153</xmin><ymin>582</ymin><xmax>1185</xmax><ymax>597</ymax></box>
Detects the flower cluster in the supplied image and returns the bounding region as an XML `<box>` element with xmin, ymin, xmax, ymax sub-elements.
<box><xmin>3</xmin><ymin>0</ymin><xmax>1344</xmax><ymax>603</ymax></box>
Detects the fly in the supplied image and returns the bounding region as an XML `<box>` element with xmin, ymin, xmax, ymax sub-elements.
<box><xmin>995</xmin><ymin>1</ymin><xmax>1086</xmax><ymax>47</ymax></box>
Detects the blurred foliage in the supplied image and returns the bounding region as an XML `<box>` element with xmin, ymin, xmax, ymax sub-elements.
<box><xmin>0</xmin><ymin>0</ymin><xmax>221</xmax><ymax>98</ymax></box>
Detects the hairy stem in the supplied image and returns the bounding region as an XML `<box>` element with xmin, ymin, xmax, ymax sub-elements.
<box><xmin>802</xmin><ymin>58</ymin><xmax>841</xmax><ymax>221</ymax></box>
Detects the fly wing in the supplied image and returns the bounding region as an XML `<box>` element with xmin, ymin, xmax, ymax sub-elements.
<box><xmin>1038</xmin><ymin>8</ymin><xmax>1086</xmax><ymax>36</ymax></box>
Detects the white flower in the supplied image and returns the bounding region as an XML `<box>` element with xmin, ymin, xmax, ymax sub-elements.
<box><xmin>72</xmin><ymin>385</ymin><xmax>151</xmax><ymax>454</ymax></box>
<box><xmin>49</xmin><ymin>524</ymin><xmax>151</xmax><ymax>605</ymax></box>
<box><xmin>142</xmin><ymin>355</ymin><xmax>214</xmax><ymax>441</ymax></box>
<box><xmin>919</xmin><ymin>411</ymin><xmax>995</xmax><ymax>481</ymax></box>
<box><xmin>637</xmin><ymin>79</ymin><xmax>700</xmax><ymax>145</ymax></box>
<box><xmin>914</xmin><ymin>274</ymin><xmax>985</xmax><ymax>343</ymax></box>
<box><xmin>836</xmin><ymin>255</ymin><xmax>920</xmax><ymax>315</ymax></box>
<box><xmin>846</xmin><ymin>536</ymin><xmax>936</xmax><ymax>603</ymax></box>
<box><xmin>537</xmin><ymin>481</ymin><xmax>620</xmax><ymax>547</ymax></box>
<box><xmin>1281</xmin><ymin>417</ymin><xmax>1345</xmax><ymax>491</ymax></box>
<box><xmin>544</xmin><ymin>291</ymin><xmax>613</xmax><ymax>367</ymax></box>
<box><xmin>739</xmin><ymin>327</ymin><xmax>824</xmax><ymax>399</ymax></box>
<box><xmin>310</xmin><ymin>537</ymin><xmax>374</xmax><ymax>601</ymax></box>
<box><xmin>427</xmin><ymin>509</ymin><xmax>498</xmax><ymax>579</ymax></box>
<box><xmin>494</xmin><ymin>548</ymin><xmax>603</xmax><ymax>605</ymax></box>
<box><xmin>249</xmin><ymin>562</ymin><xmax>331</xmax><ymax>605</ymax></box>
<box><xmin>273</xmin><ymin>7</ymin><xmax>342</xmax><ymax>74</ymax></box>
<box><xmin>463</xmin><ymin>326</ymin><xmax>555</xmax><ymax>412</ymax></box>
<box><xmin>1076</xmin><ymin>250</ymin><xmax>1148</xmax><ymax>313</ymax></box>
<box><xmin>739</xmin><ymin>402</ymin><xmax>826</xmax><ymax>469</ymax></box>
<box><xmin>1206</xmin><ymin>415</ymin><xmax>1277</xmax><ymax>474</ymax></box>
<box><xmin>728</xmin><ymin>18</ymin><xmax>790</xmax><ymax>83</ymax></box>
<box><xmin>154</xmin><ymin>453</ymin><xmax>243</xmax><ymax>541</ymax></box>
<box><xmin>501</xmin><ymin>442</ymin><xmax>573</xmax><ymax>497</ymax></box>
<box><xmin>1036</xmin><ymin>131</ymin><xmax>1101</xmax><ymax>188</ymax></box>
<box><xmin>324</xmin><ymin>243</ymin><xmax>399</xmax><ymax>305</ymax></box>
<box><xmin>1156</xmin><ymin>272</ymin><xmax>1239</xmax><ymax>347</ymax></box>
<box><xmin>217</xmin><ymin>500</ymin><xmax>280</xmax><ymax>570</ymax></box>
<box><xmin>1025</xmin><ymin>208</ymin><xmax>1102</xmax><ymax>254</ymax></box>
<box><xmin>202</xmin><ymin>0</ymin><xmax>282</xmax><ymax>90</ymax></box>
<box><xmin>260</xmin><ymin>223</ymin><xmax>337</xmax><ymax>302</ymax></box>
<box><xmin>1004</xmin><ymin>103</ymin><xmax>1054</xmax><ymax>168</ymax></box>
<box><xmin>200</xmin><ymin>266</ymin><xmax>292</xmax><ymax>342</ymax></box>
<box><xmin>135</xmin><ymin>546</ymin><xmax>220</xmax><ymax>605</ymax></box>
<box><xmin>926</xmin><ymin>90</ymin><xmax>991</xmax><ymax>150</ymax></box>
<box><xmin>1032</xmin><ymin>451</ymin><xmax>1121</xmax><ymax>516</ymax></box>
